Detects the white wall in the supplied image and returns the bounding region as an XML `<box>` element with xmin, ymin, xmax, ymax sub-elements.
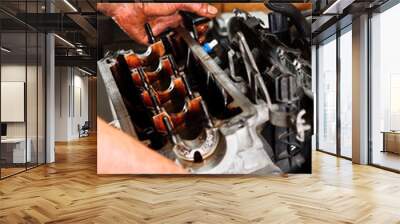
<box><xmin>1</xmin><ymin>64</ymin><xmax>26</xmax><ymax>150</ymax></box>
<box><xmin>1</xmin><ymin>65</ymin><xmax>31</xmax><ymax>138</ymax></box>
<box><xmin>54</xmin><ymin>66</ymin><xmax>89</xmax><ymax>141</ymax></box>
<box><xmin>1</xmin><ymin>63</ymin><xmax>46</xmax><ymax>164</ymax></box>
<box><xmin>72</xmin><ymin>72</ymin><xmax>89</xmax><ymax>138</ymax></box>
<box><xmin>55</xmin><ymin>66</ymin><xmax>69</xmax><ymax>141</ymax></box>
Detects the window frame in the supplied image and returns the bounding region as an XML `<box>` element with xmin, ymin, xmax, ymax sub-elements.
<box><xmin>367</xmin><ymin>0</ymin><xmax>400</xmax><ymax>173</ymax></box>
<box><xmin>315</xmin><ymin>22</ymin><xmax>353</xmax><ymax>160</ymax></box>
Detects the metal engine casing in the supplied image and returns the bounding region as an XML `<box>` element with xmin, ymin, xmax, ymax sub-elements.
<box><xmin>98</xmin><ymin>8</ymin><xmax>312</xmax><ymax>174</ymax></box>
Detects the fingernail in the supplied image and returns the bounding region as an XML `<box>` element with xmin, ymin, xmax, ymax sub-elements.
<box><xmin>207</xmin><ymin>5</ymin><xmax>218</xmax><ymax>15</ymax></box>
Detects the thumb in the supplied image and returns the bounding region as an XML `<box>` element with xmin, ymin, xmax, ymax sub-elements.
<box><xmin>143</xmin><ymin>3</ymin><xmax>218</xmax><ymax>18</ymax></box>
<box><xmin>149</xmin><ymin>14</ymin><xmax>183</xmax><ymax>37</ymax></box>
<box><xmin>178</xmin><ymin>3</ymin><xmax>218</xmax><ymax>18</ymax></box>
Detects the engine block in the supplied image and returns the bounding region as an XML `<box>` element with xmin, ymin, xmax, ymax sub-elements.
<box><xmin>98</xmin><ymin>4</ymin><xmax>313</xmax><ymax>174</ymax></box>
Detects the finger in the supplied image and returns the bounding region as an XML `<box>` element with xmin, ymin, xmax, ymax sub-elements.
<box><xmin>112</xmin><ymin>16</ymin><xmax>148</xmax><ymax>45</ymax></box>
<box><xmin>130</xmin><ymin>32</ymin><xmax>148</xmax><ymax>45</ymax></box>
<box><xmin>196</xmin><ymin>23</ymin><xmax>209</xmax><ymax>36</ymax></box>
<box><xmin>149</xmin><ymin>14</ymin><xmax>182</xmax><ymax>36</ymax></box>
<box><xmin>143</xmin><ymin>3</ymin><xmax>218</xmax><ymax>18</ymax></box>
<box><xmin>198</xmin><ymin>35</ymin><xmax>206</xmax><ymax>45</ymax></box>
<box><xmin>97</xmin><ymin>3</ymin><xmax>119</xmax><ymax>16</ymax></box>
<box><xmin>178</xmin><ymin>3</ymin><xmax>218</xmax><ymax>18</ymax></box>
<box><xmin>142</xmin><ymin>3</ymin><xmax>183</xmax><ymax>17</ymax></box>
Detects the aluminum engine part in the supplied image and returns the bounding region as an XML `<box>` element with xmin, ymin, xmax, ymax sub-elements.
<box><xmin>98</xmin><ymin>5</ymin><xmax>312</xmax><ymax>174</ymax></box>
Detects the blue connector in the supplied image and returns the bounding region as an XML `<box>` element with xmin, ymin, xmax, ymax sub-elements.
<box><xmin>202</xmin><ymin>40</ymin><xmax>218</xmax><ymax>54</ymax></box>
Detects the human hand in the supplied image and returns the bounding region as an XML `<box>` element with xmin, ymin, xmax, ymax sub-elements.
<box><xmin>97</xmin><ymin>118</ymin><xmax>187</xmax><ymax>174</ymax></box>
<box><xmin>97</xmin><ymin>3</ymin><xmax>218</xmax><ymax>45</ymax></box>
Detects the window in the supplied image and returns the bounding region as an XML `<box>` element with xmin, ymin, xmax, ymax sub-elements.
<box><xmin>0</xmin><ymin>0</ymin><xmax>47</xmax><ymax>179</ymax></box>
<box><xmin>317</xmin><ymin>36</ymin><xmax>337</xmax><ymax>154</ymax></box>
<box><xmin>339</xmin><ymin>28</ymin><xmax>352</xmax><ymax>158</ymax></box>
<box><xmin>370</xmin><ymin>2</ymin><xmax>400</xmax><ymax>171</ymax></box>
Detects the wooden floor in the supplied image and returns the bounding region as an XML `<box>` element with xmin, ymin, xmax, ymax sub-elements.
<box><xmin>1</xmin><ymin>167</ymin><xmax>26</xmax><ymax>178</ymax></box>
<box><xmin>1</xmin><ymin>135</ymin><xmax>400</xmax><ymax>223</ymax></box>
<box><xmin>373</xmin><ymin>150</ymin><xmax>400</xmax><ymax>171</ymax></box>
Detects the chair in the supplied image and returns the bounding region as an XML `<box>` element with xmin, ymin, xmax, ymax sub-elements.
<box><xmin>79</xmin><ymin>121</ymin><xmax>90</xmax><ymax>138</ymax></box>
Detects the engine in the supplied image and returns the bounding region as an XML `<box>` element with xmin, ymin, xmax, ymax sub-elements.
<box><xmin>98</xmin><ymin>3</ymin><xmax>313</xmax><ymax>174</ymax></box>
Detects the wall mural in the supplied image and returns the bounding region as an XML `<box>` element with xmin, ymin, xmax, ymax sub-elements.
<box><xmin>96</xmin><ymin>2</ymin><xmax>313</xmax><ymax>174</ymax></box>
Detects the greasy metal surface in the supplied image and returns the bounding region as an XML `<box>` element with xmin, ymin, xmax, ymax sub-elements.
<box><xmin>173</xmin><ymin>128</ymin><xmax>220</xmax><ymax>161</ymax></box>
<box><xmin>176</xmin><ymin>27</ymin><xmax>279</xmax><ymax>174</ymax></box>
<box><xmin>97</xmin><ymin>57</ymin><xmax>137</xmax><ymax>138</ymax></box>
<box><xmin>177</xmin><ymin>27</ymin><xmax>257</xmax><ymax>120</ymax></box>
<box><xmin>97</xmin><ymin>27</ymin><xmax>281</xmax><ymax>174</ymax></box>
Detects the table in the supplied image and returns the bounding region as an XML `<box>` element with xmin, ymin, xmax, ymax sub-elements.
<box><xmin>382</xmin><ymin>131</ymin><xmax>400</xmax><ymax>154</ymax></box>
<box><xmin>1</xmin><ymin>138</ymin><xmax>32</xmax><ymax>164</ymax></box>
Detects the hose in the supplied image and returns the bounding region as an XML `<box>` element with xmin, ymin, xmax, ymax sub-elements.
<box><xmin>264</xmin><ymin>1</ymin><xmax>311</xmax><ymax>40</ymax></box>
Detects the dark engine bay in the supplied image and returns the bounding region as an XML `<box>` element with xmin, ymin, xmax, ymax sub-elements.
<box><xmin>98</xmin><ymin>3</ymin><xmax>313</xmax><ymax>174</ymax></box>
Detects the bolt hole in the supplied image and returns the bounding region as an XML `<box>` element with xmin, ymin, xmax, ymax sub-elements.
<box><xmin>193</xmin><ymin>151</ymin><xmax>203</xmax><ymax>163</ymax></box>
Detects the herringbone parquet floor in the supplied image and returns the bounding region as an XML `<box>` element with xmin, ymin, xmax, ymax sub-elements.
<box><xmin>1</xmin><ymin>135</ymin><xmax>400</xmax><ymax>223</ymax></box>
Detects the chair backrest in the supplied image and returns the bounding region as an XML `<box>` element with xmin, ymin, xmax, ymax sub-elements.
<box><xmin>82</xmin><ymin>121</ymin><xmax>90</xmax><ymax>129</ymax></box>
